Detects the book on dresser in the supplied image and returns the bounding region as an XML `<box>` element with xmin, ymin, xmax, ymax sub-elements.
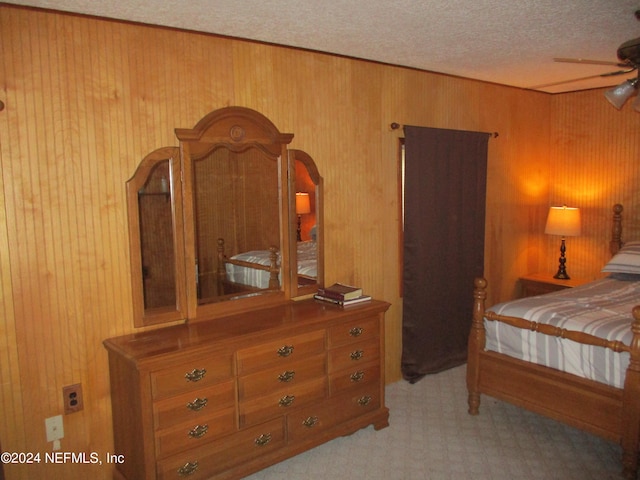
<box><xmin>316</xmin><ymin>282</ymin><xmax>363</xmax><ymax>301</ymax></box>
<box><xmin>313</xmin><ymin>293</ymin><xmax>372</xmax><ymax>307</ymax></box>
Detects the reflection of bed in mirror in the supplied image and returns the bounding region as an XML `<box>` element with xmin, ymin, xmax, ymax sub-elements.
<box><xmin>296</xmin><ymin>240</ymin><xmax>318</xmax><ymax>285</ymax></box>
<box><xmin>216</xmin><ymin>238</ymin><xmax>318</xmax><ymax>294</ymax></box>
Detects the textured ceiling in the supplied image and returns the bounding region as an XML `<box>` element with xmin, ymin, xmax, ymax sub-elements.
<box><xmin>6</xmin><ymin>0</ymin><xmax>640</xmax><ymax>93</ymax></box>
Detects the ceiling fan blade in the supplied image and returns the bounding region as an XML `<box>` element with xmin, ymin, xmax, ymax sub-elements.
<box><xmin>529</xmin><ymin>71</ymin><xmax>634</xmax><ymax>89</ymax></box>
<box><xmin>553</xmin><ymin>57</ymin><xmax>628</xmax><ymax>67</ymax></box>
<box><xmin>599</xmin><ymin>67</ymin><xmax>637</xmax><ymax>77</ymax></box>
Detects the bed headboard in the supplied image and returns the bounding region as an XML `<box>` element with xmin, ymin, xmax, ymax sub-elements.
<box><xmin>610</xmin><ymin>203</ymin><xmax>624</xmax><ymax>256</ymax></box>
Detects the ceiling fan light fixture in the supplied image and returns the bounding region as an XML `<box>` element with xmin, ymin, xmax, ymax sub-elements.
<box><xmin>604</xmin><ymin>78</ymin><xmax>639</xmax><ymax>109</ymax></box>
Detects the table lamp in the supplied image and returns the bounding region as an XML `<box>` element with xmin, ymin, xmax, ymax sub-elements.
<box><xmin>544</xmin><ymin>205</ymin><xmax>581</xmax><ymax>279</ymax></box>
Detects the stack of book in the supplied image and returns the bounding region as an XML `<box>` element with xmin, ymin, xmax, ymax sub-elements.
<box><xmin>314</xmin><ymin>283</ymin><xmax>371</xmax><ymax>307</ymax></box>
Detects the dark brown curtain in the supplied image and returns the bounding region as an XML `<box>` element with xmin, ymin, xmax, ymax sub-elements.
<box><xmin>401</xmin><ymin>126</ymin><xmax>489</xmax><ymax>383</ymax></box>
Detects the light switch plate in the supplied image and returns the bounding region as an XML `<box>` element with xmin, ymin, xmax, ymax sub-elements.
<box><xmin>45</xmin><ymin>415</ymin><xmax>64</xmax><ymax>442</ymax></box>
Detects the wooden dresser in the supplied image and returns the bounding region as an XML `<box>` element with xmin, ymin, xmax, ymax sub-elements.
<box><xmin>103</xmin><ymin>298</ymin><xmax>390</xmax><ymax>480</ymax></box>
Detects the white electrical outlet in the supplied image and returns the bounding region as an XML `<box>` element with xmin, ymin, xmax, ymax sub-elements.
<box><xmin>45</xmin><ymin>415</ymin><xmax>64</xmax><ymax>442</ymax></box>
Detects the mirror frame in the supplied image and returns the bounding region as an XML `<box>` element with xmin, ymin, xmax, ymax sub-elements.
<box><xmin>126</xmin><ymin>147</ymin><xmax>187</xmax><ymax>327</ymax></box>
<box><xmin>289</xmin><ymin>149</ymin><xmax>324</xmax><ymax>298</ymax></box>
<box><xmin>175</xmin><ymin>107</ymin><xmax>295</xmax><ymax>321</ymax></box>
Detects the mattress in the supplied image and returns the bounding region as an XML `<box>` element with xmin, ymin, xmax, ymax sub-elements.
<box><xmin>485</xmin><ymin>275</ymin><xmax>640</xmax><ymax>389</ymax></box>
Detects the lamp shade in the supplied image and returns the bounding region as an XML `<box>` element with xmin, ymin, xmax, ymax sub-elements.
<box><xmin>544</xmin><ymin>206</ymin><xmax>581</xmax><ymax>237</ymax></box>
<box><xmin>295</xmin><ymin>192</ymin><xmax>311</xmax><ymax>215</ymax></box>
<box><xmin>604</xmin><ymin>79</ymin><xmax>638</xmax><ymax>109</ymax></box>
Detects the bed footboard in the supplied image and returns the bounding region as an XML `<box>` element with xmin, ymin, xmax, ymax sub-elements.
<box><xmin>467</xmin><ymin>276</ymin><xmax>640</xmax><ymax>479</ymax></box>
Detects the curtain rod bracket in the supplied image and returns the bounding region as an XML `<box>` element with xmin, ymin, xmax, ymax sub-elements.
<box><xmin>390</xmin><ymin>122</ymin><xmax>498</xmax><ymax>138</ymax></box>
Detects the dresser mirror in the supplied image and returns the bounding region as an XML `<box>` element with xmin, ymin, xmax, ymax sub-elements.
<box><xmin>290</xmin><ymin>149</ymin><xmax>324</xmax><ymax>297</ymax></box>
<box><xmin>126</xmin><ymin>147</ymin><xmax>187</xmax><ymax>327</ymax></box>
<box><xmin>127</xmin><ymin>107</ymin><xmax>324</xmax><ymax>327</ymax></box>
<box><xmin>190</xmin><ymin>145</ymin><xmax>281</xmax><ymax>304</ymax></box>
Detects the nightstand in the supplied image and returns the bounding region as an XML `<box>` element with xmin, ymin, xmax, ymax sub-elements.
<box><xmin>519</xmin><ymin>273</ymin><xmax>591</xmax><ymax>298</ymax></box>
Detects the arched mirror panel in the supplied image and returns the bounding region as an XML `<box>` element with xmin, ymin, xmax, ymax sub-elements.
<box><xmin>176</xmin><ymin>107</ymin><xmax>294</xmax><ymax>321</ymax></box>
<box><xmin>191</xmin><ymin>145</ymin><xmax>280</xmax><ymax>304</ymax></box>
<box><xmin>126</xmin><ymin>147</ymin><xmax>186</xmax><ymax>327</ymax></box>
<box><xmin>289</xmin><ymin>149</ymin><xmax>324</xmax><ymax>298</ymax></box>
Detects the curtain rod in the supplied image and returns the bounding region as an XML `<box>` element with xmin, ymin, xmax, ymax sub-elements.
<box><xmin>390</xmin><ymin>122</ymin><xmax>498</xmax><ymax>138</ymax></box>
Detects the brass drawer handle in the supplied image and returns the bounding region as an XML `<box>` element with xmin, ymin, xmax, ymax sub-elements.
<box><xmin>278</xmin><ymin>394</ymin><xmax>295</xmax><ymax>407</ymax></box>
<box><xmin>357</xmin><ymin>395</ymin><xmax>372</xmax><ymax>406</ymax></box>
<box><xmin>278</xmin><ymin>370</ymin><xmax>296</xmax><ymax>382</ymax></box>
<box><xmin>255</xmin><ymin>433</ymin><xmax>272</xmax><ymax>446</ymax></box>
<box><xmin>350</xmin><ymin>350</ymin><xmax>364</xmax><ymax>361</ymax></box>
<box><xmin>349</xmin><ymin>327</ymin><xmax>363</xmax><ymax>337</ymax></box>
<box><xmin>186</xmin><ymin>397</ymin><xmax>208</xmax><ymax>411</ymax></box>
<box><xmin>277</xmin><ymin>345</ymin><xmax>294</xmax><ymax>357</ymax></box>
<box><xmin>350</xmin><ymin>371</ymin><xmax>365</xmax><ymax>382</ymax></box>
<box><xmin>302</xmin><ymin>416</ymin><xmax>319</xmax><ymax>428</ymax></box>
<box><xmin>188</xmin><ymin>424</ymin><xmax>209</xmax><ymax>439</ymax></box>
<box><xmin>177</xmin><ymin>461</ymin><xmax>199</xmax><ymax>476</ymax></box>
<box><xmin>185</xmin><ymin>368</ymin><xmax>207</xmax><ymax>382</ymax></box>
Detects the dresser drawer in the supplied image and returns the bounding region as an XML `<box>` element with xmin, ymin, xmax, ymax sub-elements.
<box><xmin>236</xmin><ymin>330</ymin><xmax>325</xmax><ymax>374</ymax></box>
<box><xmin>238</xmin><ymin>353</ymin><xmax>326</xmax><ymax>401</ymax></box>
<box><xmin>327</xmin><ymin>317</ymin><xmax>379</xmax><ymax>348</ymax></box>
<box><xmin>339</xmin><ymin>382</ymin><xmax>381</xmax><ymax>418</ymax></box>
<box><xmin>153</xmin><ymin>380</ymin><xmax>236</xmax><ymax>430</ymax></box>
<box><xmin>329</xmin><ymin>362</ymin><xmax>380</xmax><ymax>395</ymax></box>
<box><xmin>239</xmin><ymin>377</ymin><xmax>326</xmax><ymax>427</ymax></box>
<box><xmin>157</xmin><ymin>418</ymin><xmax>285</xmax><ymax>480</ymax></box>
<box><xmin>287</xmin><ymin>382</ymin><xmax>382</xmax><ymax>442</ymax></box>
<box><xmin>155</xmin><ymin>406</ymin><xmax>236</xmax><ymax>459</ymax></box>
<box><xmin>328</xmin><ymin>337</ymin><xmax>380</xmax><ymax>373</ymax></box>
<box><xmin>151</xmin><ymin>352</ymin><xmax>234</xmax><ymax>400</ymax></box>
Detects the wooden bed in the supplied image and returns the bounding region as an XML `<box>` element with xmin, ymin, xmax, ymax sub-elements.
<box><xmin>467</xmin><ymin>204</ymin><xmax>640</xmax><ymax>479</ymax></box>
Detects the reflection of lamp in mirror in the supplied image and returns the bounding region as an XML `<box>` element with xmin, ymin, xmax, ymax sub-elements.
<box><xmin>545</xmin><ymin>205</ymin><xmax>581</xmax><ymax>280</ymax></box>
<box><xmin>295</xmin><ymin>192</ymin><xmax>311</xmax><ymax>241</ymax></box>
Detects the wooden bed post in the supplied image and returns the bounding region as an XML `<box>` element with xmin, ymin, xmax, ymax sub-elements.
<box><xmin>610</xmin><ymin>203</ymin><xmax>623</xmax><ymax>256</ymax></box>
<box><xmin>467</xmin><ymin>277</ymin><xmax>487</xmax><ymax>415</ymax></box>
<box><xmin>620</xmin><ymin>305</ymin><xmax>640</xmax><ymax>480</ymax></box>
<box><xmin>268</xmin><ymin>246</ymin><xmax>279</xmax><ymax>290</ymax></box>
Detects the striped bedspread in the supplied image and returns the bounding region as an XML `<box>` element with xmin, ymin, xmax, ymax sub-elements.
<box><xmin>485</xmin><ymin>275</ymin><xmax>640</xmax><ymax>389</ymax></box>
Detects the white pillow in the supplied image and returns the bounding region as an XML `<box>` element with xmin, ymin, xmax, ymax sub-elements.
<box><xmin>602</xmin><ymin>240</ymin><xmax>640</xmax><ymax>274</ymax></box>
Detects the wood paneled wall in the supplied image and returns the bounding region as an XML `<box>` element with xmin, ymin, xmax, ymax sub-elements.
<box><xmin>545</xmin><ymin>91</ymin><xmax>640</xmax><ymax>280</ymax></box>
<box><xmin>1</xmin><ymin>5</ymin><xmax>638</xmax><ymax>479</ymax></box>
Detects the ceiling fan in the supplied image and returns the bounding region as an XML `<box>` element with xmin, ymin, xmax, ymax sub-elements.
<box><xmin>531</xmin><ymin>37</ymin><xmax>640</xmax><ymax>90</ymax></box>
<box><xmin>531</xmin><ymin>10</ymin><xmax>640</xmax><ymax>92</ymax></box>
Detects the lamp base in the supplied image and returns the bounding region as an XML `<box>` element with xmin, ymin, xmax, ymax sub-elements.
<box><xmin>553</xmin><ymin>237</ymin><xmax>570</xmax><ymax>280</ymax></box>
<box><xmin>553</xmin><ymin>270</ymin><xmax>570</xmax><ymax>280</ymax></box>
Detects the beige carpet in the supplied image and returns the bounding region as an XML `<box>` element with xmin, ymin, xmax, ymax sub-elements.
<box><xmin>244</xmin><ymin>364</ymin><xmax>623</xmax><ymax>479</ymax></box>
